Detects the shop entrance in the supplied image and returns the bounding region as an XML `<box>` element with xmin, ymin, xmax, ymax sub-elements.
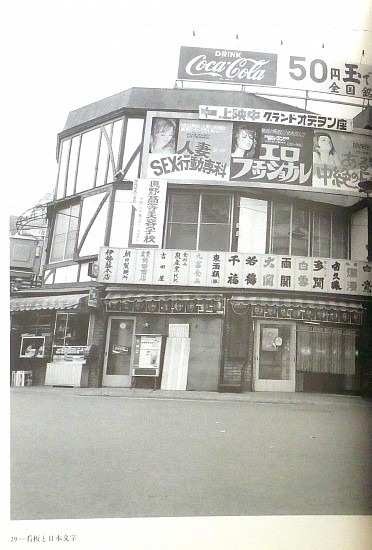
<box><xmin>253</xmin><ymin>321</ymin><xmax>296</xmax><ymax>392</ymax></box>
<box><xmin>103</xmin><ymin>317</ymin><xmax>136</xmax><ymax>387</ymax></box>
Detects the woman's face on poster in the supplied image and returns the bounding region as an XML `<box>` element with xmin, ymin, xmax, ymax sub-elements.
<box><xmin>317</xmin><ymin>134</ymin><xmax>333</xmax><ymax>151</ymax></box>
<box><xmin>236</xmin><ymin>129</ymin><xmax>255</xmax><ymax>151</ymax></box>
<box><xmin>151</xmin><ymin>122</ymin><xmax>175</xmax><ymax>152</ymax></box>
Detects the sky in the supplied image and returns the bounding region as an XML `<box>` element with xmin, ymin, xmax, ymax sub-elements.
<box><xmin>2</xmin><ymin>0</ymin><xmax>372</xmax><ymax>217</ymax></box>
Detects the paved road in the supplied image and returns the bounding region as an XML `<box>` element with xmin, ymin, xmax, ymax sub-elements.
<box><xmin>10</xmin><ymin>388</ymin><xmax>372</xmax><ymax>520</ymax></box>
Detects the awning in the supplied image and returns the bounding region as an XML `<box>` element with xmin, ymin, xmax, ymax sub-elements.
<box><xmin>104</xmin><ymin>292</ymin><xmax>225</xmax><ymax>314</ymax></box>
<box><xmin>104</xmin><ymin>292</ymin><xmax>223</xmax><ymax>302</ymax></box>
<box><xmin>230</xmin><ymin>296</ymin><xmax>365</xmax><ymax>309</ymax></box>
<box><xmin>10</xmin><ymin>293</ymin><xmax>87</xmax><ymax>312</ymax></box>
<box><xmin>229</xmin><ymin>295</ymin><xmax>364</xmax><ymax>324</ymax></box>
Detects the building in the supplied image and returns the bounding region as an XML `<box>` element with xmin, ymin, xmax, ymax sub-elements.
<box><xmin>10</xmin><ymin>46</ymin><xmax>372</xmax><ymax>393</ymax></box>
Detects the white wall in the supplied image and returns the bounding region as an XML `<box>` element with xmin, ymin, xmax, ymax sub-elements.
<box><xmin>350</xmin><ymin>208</ymin><xmax>368</xmax><ymax>261</ymax></box>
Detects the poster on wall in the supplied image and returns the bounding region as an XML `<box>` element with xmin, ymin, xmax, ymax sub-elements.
<box><xmin>312</xmin><ymin>131</ymin><xmax>372</xmax><ymax>191</ymax></box>
<box><xmin>230</xmin><ymin>123</ymin><xmax>313</xmax><ymax>185</ymax></box>
<box><xmin>261</xmin><ymin>327</ymin><xmax>280</xmax><ymax>351</ymax></box>
<box><xmin>147</xmin><ymin>117</ymin><xmax>232</xmax><ymax>181</ymax></box>
<box><xmin>132</xmin><ymin>335</ymin><xmax>162</xmax><ymax>376</ymax></box>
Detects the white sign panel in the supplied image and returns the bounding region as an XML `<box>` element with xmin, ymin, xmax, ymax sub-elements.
<box><xmin>199</xmin><ymin>105</ymin><xmax>353</xmax><ymax>132</ymax></box>
<box><xmin>277</xmin><ymin>54</ymin><xmax>372</xmax><ymax>100</ymax></box>
<box><xmin>98</xmin><ymin>247</ymin><xmax>372</xmax><ymax>297</ymax></box>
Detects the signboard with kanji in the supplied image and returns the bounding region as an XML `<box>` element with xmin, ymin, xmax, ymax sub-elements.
<box><xmin>97</xmin><ymin>247</ymin><xmax>372</xmax><ymax>297</ymax></box>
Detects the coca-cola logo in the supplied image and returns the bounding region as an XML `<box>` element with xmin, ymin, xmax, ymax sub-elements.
<box><xmin>185</xmin><ymin>55</ymin><xmax>270</xmax><ymax>82</ymax></box>
<box><xmin>178</xmin><ymin>47</ymin><xmax>278</xmax><ymax>85</ymax></box>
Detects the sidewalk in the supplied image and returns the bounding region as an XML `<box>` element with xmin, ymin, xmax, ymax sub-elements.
<box><xmin>10</xmin><ymin>385</ymin><xmax>372</xmax><ymax>408</ymax></box>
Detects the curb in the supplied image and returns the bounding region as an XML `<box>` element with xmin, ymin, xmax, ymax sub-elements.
<box><xmin>10</xmin><ymin>386</ymin><xmax>372</xmax><ymax>408</ymax></box>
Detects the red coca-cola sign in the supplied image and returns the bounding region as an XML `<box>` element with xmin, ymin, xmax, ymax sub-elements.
<box><xmin>177</xmin><ymin>46</ymin><xmax>278</xmax><ymax>86</ymax></box>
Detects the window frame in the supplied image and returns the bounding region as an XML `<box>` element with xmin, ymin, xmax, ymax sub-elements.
<box><xmin>269</xmin><ymin>201</ymin><xmax>349</xmax><ymax>259</ymax></box>
<box><xmin>49</xmin><ymin>202</ymin><xmax>81</xmax><ymax>264</ymax></box>
<box><xmin>165</xmin><ymin>191</ymin><xmax>234</xmax><ymax>251</ymax></box>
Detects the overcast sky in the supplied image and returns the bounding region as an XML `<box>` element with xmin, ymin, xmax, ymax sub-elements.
<box><xmin>3</xmin><ymin>0</ymin><xmax>372</xmax><ymax>216</ymax></box>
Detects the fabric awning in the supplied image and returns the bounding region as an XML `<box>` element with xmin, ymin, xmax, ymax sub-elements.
<box><xmin>104</xmin><ymin>292</ymin><xmax>224</xmax><ymax>302</ymax></box>
<box><xmin>230</xmin><ymin>296</ymin><xmax>364</xmax><ymax>309</ymax></box>
<box><xmin>10</xmin><ymin>293</ymin><xmax>87</xmax><ymax>312</ymax></box>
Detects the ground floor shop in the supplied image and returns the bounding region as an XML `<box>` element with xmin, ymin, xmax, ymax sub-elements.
<box><xmin>10</xmin><ymin>289</ymin><xmax>367</xmax><ymax>394</ymax></box>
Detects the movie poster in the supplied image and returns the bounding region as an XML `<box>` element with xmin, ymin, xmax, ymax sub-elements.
<box><xmin>147</xmin><ymin>117</ymin><xmax>232</xmax><ymax>181</ymax></box>
<box><xmin>312</xmin><ymin>130</ymin><xmax>372</xmax><ymax>191</ymax></box>
<box><xmin>230</xmin><ymin>123</ymin><xmax>313</xmax><ymax>186</ymax></box>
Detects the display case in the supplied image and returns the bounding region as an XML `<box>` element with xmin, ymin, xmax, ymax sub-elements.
<box><xmin>45</xmin><ymin>345</ymin><xmax>93</xmax><ymax>387</ymax></box>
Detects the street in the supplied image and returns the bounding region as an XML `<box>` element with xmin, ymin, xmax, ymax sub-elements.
<box><xmin>10</xmin><ymin>388</ymin><xmax>372</xmax><ymax>520</ymax></box>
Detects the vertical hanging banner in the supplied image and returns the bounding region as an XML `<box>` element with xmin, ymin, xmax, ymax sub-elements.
<box><xmin>147</xmin><ymin>118</ymin><xmax>232</xmax><ymax>181</ymax></box>
<box><xmin>129</xmin><ymin>179</ymin><xmax>167</xmax><ymax>248</ymax></box>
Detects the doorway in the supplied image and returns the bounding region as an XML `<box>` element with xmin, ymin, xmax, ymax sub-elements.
<box><xmin>103</xmin><ymin>317</ymin><xmax>136</xmax><ymax>387</ymax></box>
<box><xmin>253</xmin><ymin>320</ymin><xmax>296</xmax><ymax>392</ymax></box>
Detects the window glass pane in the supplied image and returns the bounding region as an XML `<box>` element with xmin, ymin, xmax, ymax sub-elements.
<box><xmin>54</xmin><ymin>313</ymin><xmax>89</xmax><ymax>347</ymax></box>
<box><xmin>96</xmin><ymin>129</ymin><xmax>109</xmax><ymax>187</ymax></box>
<box><xmin>66</xmin><ymin>136</ymin><xmax>80</xmax><ymax>197</ymax></box>
<box><xmin>201</xmin><ymin>195</ymin><xmax>230</xmax><ymax>223</ymax></box>
<box><xmin>122</xmin><ymin>118</ymin><xmax>144</xmax><ymax>180</ymax></box>
<box><xmin>331</xmin><ymin>212</ymin><xmax>348</xmax><ymax>258</ymax></box>
<box><xmin>238</xmin><ymin>197</ymin><xmax>267</xmax><ymax>253</ymax></box>
<box><xmin>313</xmin><ymin>210</ymin><xmax>331</xmax><ymax>257</ymax></box>
<box><xmin>50</xmin><ymin>204</ymin><xmax>80</xmax><ymax>263</ymax></box>
<box><xmin>76</xmin><ymin>129</ymin><xmax>100</xmax><ymax>192</ymax></box>
<box><xmin>199</xmin><ymin>224</ymin><xmax>230</xmax><ymax>250</ymax></box>
<box><xmin>167</xmin><ymin>223</ymin><xmax>198</xmax><ymax>250</ymax></box>
<box><xmin>271</xmin><ymin>203</ymin><xmax>291</xmax><ymax>255</ymax></box>
<box><xmin>111</xmin><ymin>119</ymin><xmax>124</xmax><ymax>167</ymax></box>
<box><xmin>291</xmin><ymin>207</ymin><xmax>309</xmax><ymax>256</ymax></box>
<box><xmin>56</xmin><ymin>140</ymin><xmax>70</xmax><ymax>199</ymax></box>
<box><xmin>169</xmin><ymin>194</ymin><xmax>199</xmax><ymax>223</ymax></box>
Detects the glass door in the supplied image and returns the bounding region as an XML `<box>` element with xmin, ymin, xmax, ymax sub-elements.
<box><xmin>253</xmin><ymin>321</ymin><xmax>296</xmax><ymax>392</ymax></box>
<box><xmin>103</xmin><ymin>317</ymin><xmax>135</xmax><ymax>387</ymax></box>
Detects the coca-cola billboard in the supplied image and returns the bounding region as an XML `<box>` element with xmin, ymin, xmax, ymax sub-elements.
<box><xmin>177</xmin><ymin>46</ymin><xmax>278</xmax><ymax>86</ymax></box>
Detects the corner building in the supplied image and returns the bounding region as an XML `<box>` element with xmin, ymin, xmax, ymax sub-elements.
<box><xmin>10</xmin><ymin>86</ymin><xmax>372</xmax><ymax>393</ymax></box>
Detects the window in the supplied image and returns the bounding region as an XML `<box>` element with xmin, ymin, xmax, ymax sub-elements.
<box><xmin>296</xmin><ymin>325</ymin><xmax>355</xmax><ymax>375</ymax></box>
<box><xmin>166</xmin><ymin>193</ymin><xmax>232</xmax><ymax>251</ymax></box>
<box><xmin>56</xmin><ymin>117</ymin><xmax>144</xmax><ymax>200</ymax></box>
<box><xmin>271</xmin><ymin>202</ymin><xmax>310</xmax><ymax>256</ymax></box>
<box><xmin>53</xmin><ymin>312</ymin><xmax>89</xmax><ymax>347</ymax></box>
<box><xmin>313</xmin><ymin>209</ymin><xmax>348</xmax><ymax>258</ymax></box>
<box><xmin>270</xmin><ymin>202</ymin><xmax>348</xmax><ymax>259</ymax></box>
<box><xmin>49</xmin><ymin>204</ymin><xmax>80</xmax><ymax>263</ymax></box>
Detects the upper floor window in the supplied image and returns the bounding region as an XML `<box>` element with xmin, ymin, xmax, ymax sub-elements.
<box><xmin>56</xmin><ymin>117</ymin><xmax>144</xmax><ymax>199</ymax></box>
<box><xmin>166</xmin><ymin>193</ymin><xmax>233</xmax><ymax>251</ymax></box>
<box><xmin>49</xmin><ymin>204</ymin><xmax>80</xmax><ymax>263</ymax></box>
<box><xmin>270</xmin><ymin>202</ymin><xmax>348</xmax><ymax>259</ymax></box>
